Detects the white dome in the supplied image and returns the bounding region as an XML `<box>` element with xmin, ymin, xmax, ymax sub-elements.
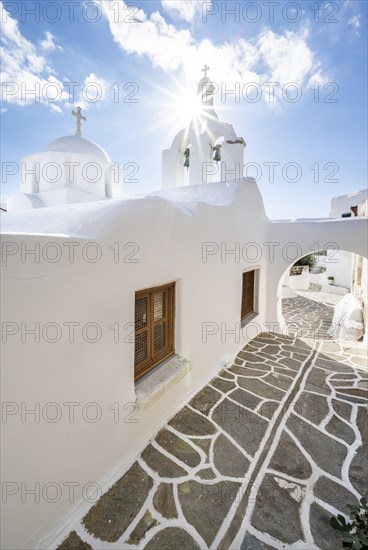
<box><xmin>45</xmin><ymin>135</ymin><xmax>111</xmax><ymax>162</ymax></box>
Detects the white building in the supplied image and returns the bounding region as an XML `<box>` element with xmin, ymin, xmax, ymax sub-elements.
<box><xmin>1</xmin><ymin>69</ymin><xmax>367</xmax><ymax>550</ymax></box>
<box><xmin>330</xmin><ymin>188</ymin><xmax>367</xmax><ymax>218</ymax></box>
<box><xmin>7</xmin><ymin>107</ymin><xmax>122</xmax><ymax>212</ymax></box>
<box><xmin>352</xmin><ymin>198</ymin><xmax>368</xmax><ymax>343</ymax></box>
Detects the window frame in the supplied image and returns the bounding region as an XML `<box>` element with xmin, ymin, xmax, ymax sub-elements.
<box><xmin>241</xmin><ymin>269</ymin><xmax>255</xmax><ymax>320</ymax></box>
<box><xmin>134</xmin><ymin>282</ymin><xmax>175</xmax><ymax>381</ymax></box>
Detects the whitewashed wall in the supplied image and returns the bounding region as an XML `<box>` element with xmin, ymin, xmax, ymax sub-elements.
<box><xmin>1</xmin><ymin>179</ymin><xmax>367</xmax><ymax>550</ymax></box>
<box><xmin>352</xmin><ymin>199</ymin><xmax>368</xmax><ymax>343</ymax></box>
<box><xmin>316</xmin><ymin>250</ymin><xmax>353</xmax><ymax>289</ymax></box>
<box><xmin>283</xmin><ymin>267</ymin><xmax>310</xmax><ymax>290</ymax></box>
<box><xmin>1</xmin><ymin>179</ymin><xmax>268</xmax><ymax>549</ymax></box>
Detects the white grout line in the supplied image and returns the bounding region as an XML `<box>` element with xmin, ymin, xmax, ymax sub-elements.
<box><xmin>213</xmin><ymin>341</ymin><xmax>319</xmax><ymax>549</ymax></box>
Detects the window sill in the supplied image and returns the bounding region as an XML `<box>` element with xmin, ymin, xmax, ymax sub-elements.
<box><xmin>135</xmin><ymin>355</ymin><xmax>192</xmax><ymax>409</ymax></box>
<box><xmin>241</xmin><ymin>311</ymin><xmax>259</xmax><ymax>328</ymax></box>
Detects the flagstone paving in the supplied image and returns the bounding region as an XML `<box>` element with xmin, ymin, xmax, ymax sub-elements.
<box><xmin>58</xmin><ymin>295</ymin><xmax>367</xmax><ymax>550</ymax></box>
<box><xmin>282</xmin><ymin>290</ymin><xmax>339</xmax><ymax>340</ymax></box>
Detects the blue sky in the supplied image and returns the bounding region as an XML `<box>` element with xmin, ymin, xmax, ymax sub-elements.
<box><xmin>1</xmin><ymin>0</ymin><xmax>367</xmax><ymax>218</ymax></box>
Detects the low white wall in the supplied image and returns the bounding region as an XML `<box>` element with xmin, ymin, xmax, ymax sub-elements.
<box><xmin>321</xmin><ymin>283</ymin><xmax>349</xmax><ymax>296</ymax></box>
<box><xmin>284</xmin><ymin>268</ymin><xmax>310</xmax><ymax>290</ymax></box>
<box><xmin>316</xmin><ymin>250</ymin><xmax>353</xmax><ymax>289</ymax></box>
<box><xmin>309</xmin><ymin>271</ymin><xmax>327</xmax><ymax>286</ymax></box>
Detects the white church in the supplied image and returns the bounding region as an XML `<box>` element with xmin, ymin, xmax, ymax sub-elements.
<box><xmin>1</xmin><ymin>67</ymin><xmax>367</xmax><ymax>550</ymax></box>
<box><xmin>7</xmin><ymin>106</ymin><xmax>121</xmax><ymax>212</ymax></box>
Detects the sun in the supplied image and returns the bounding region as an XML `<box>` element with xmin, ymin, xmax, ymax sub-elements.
<box><xmin>175</xmin><ymin>87</ymin><xmax>204</xmax><ymax>122</ymax></box>
<box><xmin>153</xmin><ymin>75</ymin><xmax>207</xmax><ymax>132</ymax></box>
<box><xmin>130</xmin><ymin>72</ymin><xmax>215</xmax><ymax>141</ymax></box>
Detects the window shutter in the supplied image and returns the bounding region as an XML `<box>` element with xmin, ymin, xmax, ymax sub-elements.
<box><xmin>241</xmin><ymin>271</ymin><xmax>255</xmax><ymax>319</ymax></box>
<box><xmin>134</xmin><ymin>283</ymin><xmax>175</xmax><ymax>381</ymax></box>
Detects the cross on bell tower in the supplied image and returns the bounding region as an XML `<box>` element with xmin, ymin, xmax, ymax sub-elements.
<box><xmin>199</xmin><ymin>64</ymin><xmax>215</xmax><ymax>106</ymax></box>
<box><xmin>202</xmin><ymin>64</ymin><xmax>210</xmax><ymax>79</ymax></box>
<box><xmin>72</xmin><ymin>106</ymin><xmax>86</xmax><ymax>137</ymax></box>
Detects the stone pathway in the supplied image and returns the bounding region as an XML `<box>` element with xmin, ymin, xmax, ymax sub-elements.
<box><xmin>282</xmin><ymin>290</ymin><xmax>342</xmax><ymax>340</ymax></box>
<box><xmin>58</xmin><ymin>327</ymin><xmax>367</xmax><ymax>550</ymax></box>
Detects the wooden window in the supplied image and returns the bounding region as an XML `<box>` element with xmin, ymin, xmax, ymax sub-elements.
<box><xmin>241</xmin><ymin>270</ymin><xmax>255</xmax><ymax>319</ymax></box>
<box><xmin>134</xmin><ymin>282</ymin><xmax>175</xmax><ymax>381</ymax></box>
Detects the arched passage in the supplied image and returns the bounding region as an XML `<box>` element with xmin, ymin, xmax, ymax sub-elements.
<box><xmin>264</xmin><ymin>217</ymin><xmax>368</xmax><ymax>336</ymax></box>
<box><xmin>276</xmin><ymin>248</ymin><xmax>367</xmax><ymax>342</ymax></box>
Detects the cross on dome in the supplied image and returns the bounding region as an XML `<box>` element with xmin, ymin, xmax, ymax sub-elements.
<box><xmin>202</xmin><ymin>64</ymin><xmax>210</xmax><ymax>79</ymax></box>
<box><xmin>72</xmin><ymin>106</ymin><xmax>86</xmax><ymax>137</ymax></box>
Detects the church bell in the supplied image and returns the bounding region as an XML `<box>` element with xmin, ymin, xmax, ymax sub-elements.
<box><xmin>213</xmin><ymin>148</ymin><xmax>221</xmax><ymax>163</ymax></box>
<box><xmin>183</xmin><ymin>148</ymin><xmax>190</xmax><ymax>169</ymax></box>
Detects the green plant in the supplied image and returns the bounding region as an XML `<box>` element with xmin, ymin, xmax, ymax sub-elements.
<box><xmin>330</xmin><ymin>497</ymin><xmax>368</xmax><ymax>549</ymax></box>
<box><xmin>328</xmin><ymin>275</ymin><xmax>335</xmax><ymax>281</ymax></box>
<box><xmin>294</xmin><ymin>253</ymin><xmax>316</xmax><ymax>269</ymax></box>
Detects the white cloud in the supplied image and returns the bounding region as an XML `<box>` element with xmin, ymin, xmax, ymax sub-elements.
<box><xmin>49</xmin><ymin>104</ymin><xmax>63</xmax><ymax>114</ymax></box>
<box><xmin>257</xmin><ymin>28</ymin><xmax>315</xmax><ymax>84</ymax></box>
<box><xmin>308</xmin><ymin>70</ymin><xmax>329</xmax><ymax>87</ymax></box>
<box><xmin>40</xmin><ymin>31</ymin><xmax>63</xmax><ymax>52</ymax></box>
<box><xmin>348</xmin><ymin>15</ymin><xmax>361</xmax><ymax>36</ymax></box>
<box><xmin>100</xmin><ymin>2</ymin><xmax>194</xmax><ymax>73</ymax></box>
<box><xmin>321</xmin><ymin>2</ymin><xmax>362</xmax><ymax>42</ymax></box>
<box><xmin>0</xmin><ymin>2</ymin><xmax>66</xmax><ymax>108</ymax></box>
<box><xmin>0</xmin><ymin>2</ymin><xmax>106</xmax><ymax>113</ymax></box>
<box><xmin>99</xmin><ymin>0</ymin><xmax>326</xmax><ymax>100</ymax></box>
<box><xmin>76</xmin><ymin>72</ymin><xmax>108</xmax><ymax>110</ymax></box>
<box><xmin>161</xmin><ymin>0</ymin><xmax>204</xmax><ymax>23</ymax></box>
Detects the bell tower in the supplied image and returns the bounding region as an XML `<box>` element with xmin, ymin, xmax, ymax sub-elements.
<box><xmin>161</xmin><ymin>66</ymin><xmax>246</xmax><ymax>188</ymax></box>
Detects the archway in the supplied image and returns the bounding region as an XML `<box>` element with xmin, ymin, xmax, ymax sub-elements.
<box><xmin>277</xmin><ymin>249</ymin><xmax>367</xmax><ymax>343</ymax></box>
